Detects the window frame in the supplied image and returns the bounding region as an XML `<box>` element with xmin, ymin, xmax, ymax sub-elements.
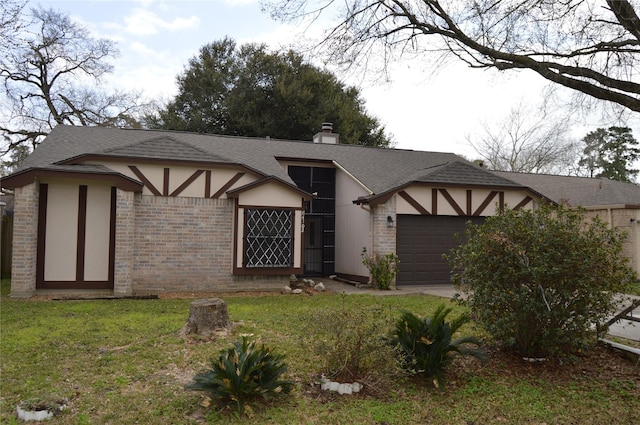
<box><xmin>243</xmin><ymin>208</ymin><xmax>294</xmax><ymax>269</ymax></box>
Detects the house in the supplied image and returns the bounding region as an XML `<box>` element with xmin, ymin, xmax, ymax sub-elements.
<box><xmin>2</xmin><ymin>124</ymin><xmax>547</xmax><ymax>297</ymax></box>
<box><xmin>493</xmin><ymin>171</ymin><xmax>640</xmax><ymax>275</ymax></box>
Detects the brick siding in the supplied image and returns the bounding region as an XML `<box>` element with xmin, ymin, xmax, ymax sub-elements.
<box><xmin>114</xmin><ymin>189</ymin><xmax>135</xmax><ymax>295</ymax></box>
<box><xmin>129</xmin><ymin>195</ymin><xmax>287</xmax><ymax>293</ymax></box>
<box><xmin>372</xmin><ymin>195</ymin><xmax>397</xmax><ymax>254</ymax></box>
<box><xmin>10</xmin><ymin>182</ymin><xmax>38</xmax><ymax>297</ymax></box>
<box><xmin>371</xmin><ymin>195</ymin><xmax>397</xmax><ymax>289</ymax></box>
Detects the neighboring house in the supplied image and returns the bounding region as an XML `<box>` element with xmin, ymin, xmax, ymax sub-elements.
<box><xmin>493</xmin><ymin>171</ymin><xmax>640</xmax><ymax>275</ymax></box>
<box><xmin>1</xmin><ymin>124</ymin><xmax>546</xmax><ymax>297</ymax></box>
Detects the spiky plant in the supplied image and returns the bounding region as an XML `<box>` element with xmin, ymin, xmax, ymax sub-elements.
<box><xmin>387</xmin><ymin>304</ymin><xmax>485</xmax><ymax>389</ymax></box>
<box><xmin>186</xmin><ymin>336</ymin><xmax>294</xmax><ymax>414</ymax></box>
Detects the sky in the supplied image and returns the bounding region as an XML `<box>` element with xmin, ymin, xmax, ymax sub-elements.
<box><xmin>29</xmin><ymin>0</ymin><xmax>632</xmax><ymax>161</ymax></box>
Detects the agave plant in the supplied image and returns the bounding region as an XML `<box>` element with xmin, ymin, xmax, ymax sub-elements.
<box><xmin>185</xmin><ymin>336</ymin><xmax>294</xmax><ymax>414</ymax></box>
<box><xmin>387</xmin><ymin>304</ymin><xmax>486</xmax><ymax>389</ymax></box>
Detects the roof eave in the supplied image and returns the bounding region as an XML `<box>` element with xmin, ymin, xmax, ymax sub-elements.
<box><xmin>353</xmin><ymin>180</ymin><xmax>556</xmax><ymax>206</ymax></box>
<box><xmin>226</xmin><ymin>176</ymin><xmax>313</xmax><ymax>201</ymax></box>
<box><xmin>1</xmin><ymin>167</ymin><xmax>144</xmax><ymax>192</ymax></box>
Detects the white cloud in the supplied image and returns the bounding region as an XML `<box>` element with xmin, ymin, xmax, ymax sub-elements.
<box><xmin>124</xmin><ymin>8</ymin><xmax>199</xmax><ymax>35</ymax></box>
<box><xmin>222</xmin><ymin>0</ymin><xmax>260</xmax><ymax>6</ymax></box>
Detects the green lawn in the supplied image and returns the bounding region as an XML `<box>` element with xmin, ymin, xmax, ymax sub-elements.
<box><xmin>1</xmin><ymin>280</ymin><xmax>638</xmax><ymax>424</ymax></box>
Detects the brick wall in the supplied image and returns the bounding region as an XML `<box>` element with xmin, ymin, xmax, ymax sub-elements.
<box><xmin>371</xmin><ymin>195</ymin><xmax>397</xmax><ymax>289</ymax></box>
<box><xmin>10</xmin><ymin>182</ymin><xmax>38</xmax><ymax>297</ymax></box>
<box><xmin>129</xmin><ymin>195</ymin><xmax>287</xmax><ymax>292</ymax></box>
<box><xmin>114</xmin><ymin>189</ymin><xmax>135</xmax><ymax>295</ymax></box>
<box><xmin>372</xmin><ymin>195</ymin><xmax>397</xmax><ymax>254</ymax></box>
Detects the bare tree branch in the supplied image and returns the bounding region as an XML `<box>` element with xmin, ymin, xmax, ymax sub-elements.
<box><xmin>266</xmin><ymin>0</ymin><xmax>640</xmax><ymax>113</ymax></box>
<box><xmin>467</xmin><ymin>102</ymin><xmax>580</xmax><ymax>174</ymax></box>
<box><xmin>0</xmin><ymin>6</ymin><xmax>146</xmax><ymax>160</ymax></box>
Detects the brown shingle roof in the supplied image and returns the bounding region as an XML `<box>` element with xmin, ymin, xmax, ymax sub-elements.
<box><xmin>14</xmin><ymin>125</ymin><xmax>530</xmax><ymax>196</ymax></box>
<box><xmin>493</xmin><ymin>171</ymin><xmax>640</xmax><ymax>206</ymax></box>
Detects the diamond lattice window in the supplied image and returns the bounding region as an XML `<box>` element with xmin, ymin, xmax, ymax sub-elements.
<box><xmin>244</xmin><ymin>209</ymin><xmax>293</xmax><ymax>268</ymax></box>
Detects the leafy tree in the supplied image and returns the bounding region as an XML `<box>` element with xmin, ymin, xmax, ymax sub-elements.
<box><xmin>0</xmin><ymin>143</ymin><xmax>30</xmax><ymax>176</ymax></box>
<box><xmin>266</xmin><ymin>0</ymin><xmax>640</xmax><ymax>113</ymax></box>
<box><xmin>467</xmin><ymin>103</ymin><xmax>579</xmax><ymax>174</ymax></box>
<box><xmin>578</xmin><ymin>126</ymin><xmax>640</xmax><ymax>182</ymax></box>
<box><xmin>0</xmin><ymin>7</ymin><xmax>145</xmax><ymax>157</ymax></box>
<box><xmin>147</xmin><ymin>38</ymin><xmax>391</xmax><ymax>147</ymax></box>
<box><xmin>447</xmin><ymin>203</ymin><xmax>635</xmax><ymax>358</ymax></box>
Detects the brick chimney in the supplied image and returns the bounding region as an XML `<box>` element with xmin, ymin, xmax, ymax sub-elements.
<box><xmin>313</xmin><ymin>122</ymin><xmax>339</xmax><ymax>144</ymax></box>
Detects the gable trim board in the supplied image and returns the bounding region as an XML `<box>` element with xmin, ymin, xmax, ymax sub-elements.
<box><xmin>1</xmin><ymin>167</ymin><xmax>143</xmax><ymax>192</ymax></box>
<box><xmin>7</xmin><ymin>125</ymin><xmax>640</xmax><ymax>296</ymax></box>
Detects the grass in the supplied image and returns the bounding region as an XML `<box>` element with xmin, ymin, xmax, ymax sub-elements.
<box><xmin>1</xmin><ymin>280</ymin><xmax>639</xmax><ymax>424</ymax></box>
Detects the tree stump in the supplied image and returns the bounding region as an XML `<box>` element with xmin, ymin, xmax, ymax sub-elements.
<box><xmin>180</xmin><ymin>298</ymin><xmax>231</xmax><ymax>338</ymax></box>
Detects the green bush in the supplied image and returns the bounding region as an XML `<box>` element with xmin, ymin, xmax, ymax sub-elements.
<box><xmin>447</xmin><ymin>203</ymin><xmax>636</xmax><ymax>358</ymax></box>
<box><xmin>304</xmin><ymin>295</ymin><xmax>396</xmax><ymax>385</ymax></box>
<box><xmin>387</xmin><ymin>304</ymin><xmax>485</xmax><ymax>389</ymax></box>
<box><xmin>185</xmin><ymin>336</ymin><xmax>294</xmax><ymax>414</ymax></box>
<box><xmin>361</xmin><ymin>247</ymin><xmax>400</xmax><ymax>290</ymax></box>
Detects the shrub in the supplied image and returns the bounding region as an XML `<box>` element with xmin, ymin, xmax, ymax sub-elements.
<box><xmin>447</xmin><ymin>203</ymin><xmax>636</xmax><ymax>358</ymax></box>
<box><xmin>361</xmin><ymin>247</ymin><xmax>400</xmax><ymax>290</ymax></box>
<box><xmin>185</xmin><ymin>336</ymin><xmax>294</xmax><ymax>414</ymax></box>
<box><xmin>304</xmin><ymin>295</ymin><xmax>396</xmax><ymax>386</ymax></box>
<box><xmin>387</xmin><ymin>304</ymin><xmax>485</xmax><ymax>389</ymax></box>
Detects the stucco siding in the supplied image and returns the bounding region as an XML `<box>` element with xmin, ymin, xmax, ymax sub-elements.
<box><xmin>396</xmin><ymin>185</ymin><xmax>535</xmax><ymax>216</ymax></box>
<box><xmin>583</xmin><ymin>207</ymin><xmax>640</xmax><ymax>275</ymax></box>
<box><xmin>236</xmin><ymin>181</ymin><xmax>302</xmax><ymax>207</ymax></box>
<box><xmin>294</xmin><ymin>210</ymin><xmax>302</xmax><ymax>268</ymax></box>
<box><xmin>43</xmin><ymin>183</ymin><xmax>78</xmax><ymax>281</ymax></box>
<box><xmin>84</xmin><ymin>184</ymin><xmax>112</xmax><ymax>281</ymax></box>
<box><xmin>335</xmin><ymin>168</ymin><xmax>370</xmax><ymax>278</ymax></box>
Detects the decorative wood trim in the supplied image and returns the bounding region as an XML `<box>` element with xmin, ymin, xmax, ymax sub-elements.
<box><xmin>36</xmin><ymin>183</ymin><xmax>115</xmax><ymax>291</ymax></box>
<box><xmin>466</xmin><ymin>190</ymin><xmax>472</xmax><ymax>215</ymax></box>
<box><xmin>108</xmin><ymin>187</ymin><xmax>116</xmax><ymax>287</ymax></box>
<box><xmin>128</xmin><ymin>166</ymin><xmax>161</xmax><ymax>196</ymax></box>
<box><xmin>163</xmin><ymin>168</ymin><xmax>170</xmax><ymax>196</ymax></box>
<box><xmin>60</xmin><ymin>153</ymin><xmax>254</xmax><ymax>172</ymax></box>
<box><xmin>36</xmin><ymin>281</ymin><xmax>112</xmax><ymax>290</ymax></box>
<box><xmin>473</xmin><ymin>191</ymin><xmax>499</xmax><ymax>216</ymax></box>
<box><xmin>513</xmin><ymin>196</ymin><xmax>533</xmax><ymax>210</ymax></box>
<box><xmin>232</xmin><ymin>267</ymin><xmax>304</xmax><ymax>276</ymax></box>
<box><xmin>398</xmin><ymin>190</ymin><xmax>430</xmax><ymax>215</ymax></box>
<box><xmin>36</xmin><ymin>184</ymin><xmax>48</xmax><ymax>288</ymax></box>
<box><xmin>235</xmin><ymin>204</ymin><xmax>304</xmax><ymax>211</ymax></box>
<box><xmin>170</xmin><ymin>169</ymin><xmax>205</xmax><ymax>197</ymax></box>
<box><xmin>439</xmin><ymin>189</ymin><xmax>465</xmax><ymax>216</ymax></box>
<box><xmin>233</xmin><ymin>201</ymin><xmax>239</xmax><ymax>274</ymax></box>
<box><xmin>499</xmin><ymin>192</ymin><xmax>505</xmax><ymax>213</ymax></box>
<box><xmin>432</xmin><ymin>188</ymin><xmax>438</xmax><ymax>215</ymax></box>
<box><xmin>211</xmin><ymin>172</ymin><xmax>245</xmax><ymax>199</ymax></box>
<box><xmin>2</xmin><ymin>169</ymin><xmax>143</xmax><ymax>192</ymax></box>
<box><xmin>205</xmin><ymin>170</ymin><xmax>211</xmax><ymax>198</ymax></box>
<box><xmin>76</xmin><ymin>185</ymin><xmax>87</xmax><ymax>284</ymax></box>
<box><xmin>234</xmin><ymin>206</ymin><xmax>300</xmax><ymax>274</ymax></box>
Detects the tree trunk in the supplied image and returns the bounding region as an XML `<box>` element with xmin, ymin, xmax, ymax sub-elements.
<box><xmin>180</xmin><ymin>298</ymin><xmax>231</xmax><ymax>338</ymax></box>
